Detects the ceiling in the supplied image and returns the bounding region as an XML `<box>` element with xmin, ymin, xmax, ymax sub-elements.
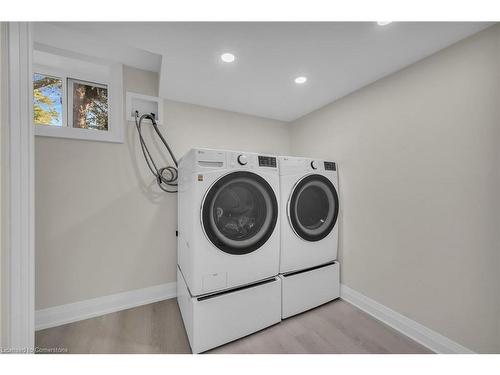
<box><xmin>39</xmin><ymin>22</ymin><xmax>492</xmax><ymax>121</ymax></box>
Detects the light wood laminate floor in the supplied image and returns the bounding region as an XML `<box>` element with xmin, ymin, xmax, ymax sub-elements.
<box><xmin>35</xmin><ymin>299</ymin><xmax>432</xmax><ymax>354</ymax></box>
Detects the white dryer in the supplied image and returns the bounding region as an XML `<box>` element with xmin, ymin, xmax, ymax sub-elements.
<box><xmin>279</xmin><ymin>156</ymin><xmax>340</xmax><ymax>273</ymax></box>
<box><xmin>279</xmin><ymin>156</ymin><xmax>340</xmax><ymax>318</ymax></box>
<box><xmin>177</xmin><ymin>148</ymin><xmax>282</xmax><ymax>353</ymax></box>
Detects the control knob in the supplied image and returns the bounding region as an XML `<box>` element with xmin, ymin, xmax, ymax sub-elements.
<box><xmin>238</xmin><ymin>154</ymin><xmax>248</xmax><ymax>165</ymax></box>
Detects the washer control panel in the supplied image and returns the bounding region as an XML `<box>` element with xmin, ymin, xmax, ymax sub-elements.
<box><xmin>258</xmin><ymin>155</ymin><xmax>277</xmax><ymax>168</ymax></box>
<box><xmin>237</xmin><ymin>154</ymin><xmax>248</xmax><ymax>165</ymax></box>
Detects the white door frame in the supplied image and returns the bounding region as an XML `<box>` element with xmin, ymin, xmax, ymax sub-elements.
<box><xmin>1</xmin><ymin>22</ymin><xmax>35</xmax><ymax>351</ymax></box>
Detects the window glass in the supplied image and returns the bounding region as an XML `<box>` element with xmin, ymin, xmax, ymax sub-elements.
<box><xmin>212</xmin><ymin>181</ymin><xmax>267</xmax><ymax>241</ymax></box>
<box><xmin>70</xmin><ymin>80</ymin><xmax>108</xmax><ymax>131</ymax></box>
<box><xmin>202</xmin><ymin>172</ymin><xmax>278</xmax><ymax>255</ymax></box>
<box><xmin>296</xmin><ymin>185</ymin><xmax>331</xmax><ymax>230</ymax></box>
<box><xmin>33</xmin><ymin>73</ymin><xmax>63</xmax><ymax>126</ymax></box>
<box><xmin>289</xmin><ymin>175</ymin><xmax>339</xmax><ymax>242</ymax></box>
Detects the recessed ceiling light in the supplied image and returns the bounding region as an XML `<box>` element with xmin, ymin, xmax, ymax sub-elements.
<box><xmin>377</xmin><ymin>21</ymin><xmax>392</xmax><ymax>26</ymax></box>
<box><xmin>294</xmin><ymin>76</ymin><xmax>307</xmax><ymax>84</ymax></box>
<box><xmin>220</xmin><ymin>52</ymin><xmax>236</xmax><ymax>63</ymax></box>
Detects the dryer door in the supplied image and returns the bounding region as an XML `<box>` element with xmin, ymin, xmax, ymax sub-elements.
<box><xmin>202</xmin><ymin>171</ymin><xmax>278</xmax><ymax>255</ymax></box>
<box><xmin>288</xmin><ymin>174</ymin><xmax>339</xmax><ymax>242</ymax></box>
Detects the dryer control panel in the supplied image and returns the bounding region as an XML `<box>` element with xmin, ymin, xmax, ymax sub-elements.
<box><xmin>324</xmin><ymin>161</ymin><xmax>336</xmax><ymax>171</ymax></box>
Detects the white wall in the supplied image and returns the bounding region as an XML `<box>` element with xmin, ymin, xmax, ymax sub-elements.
<box><xmin>289</xmin><ymin>25</ymin><xmax>500</xmax><ymax>353</ymax></box>
<box><xmin>35</xmin><ymin>66</ymin><xmax>290</xmax><ymax>310</ymax></box>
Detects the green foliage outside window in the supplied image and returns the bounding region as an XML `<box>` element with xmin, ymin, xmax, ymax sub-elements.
<box><xmin>33</xmin><ymin>74</ymin><xmax>62</xmax><ymax>126</ymax></box>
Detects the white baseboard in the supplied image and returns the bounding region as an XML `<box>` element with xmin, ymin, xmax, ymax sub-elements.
<box><xmin>35</xmin><ymin>282</ymin><xmax>177</xmax><ymax>331</ymax></box>
<box><xmin>340</xmin><ymin>284</ymin><xmax>474</xmax><ymax>354</ymax></box>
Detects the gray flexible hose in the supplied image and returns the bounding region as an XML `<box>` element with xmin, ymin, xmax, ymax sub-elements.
<box><xmin>134</xmin><ymin>112</ymin><xmax>178</xmax><ymax>193</ymax></box>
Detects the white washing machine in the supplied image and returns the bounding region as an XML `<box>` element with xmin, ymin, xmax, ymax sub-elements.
<box><xmin>278</xmin><ymin>155</ymin><xmax>340</xmax><ymax>318</ymax></box>
<box><xmin>177</xmin><ymin>148</ymin><xmax>281</xmax><ymax>352</ymax></box>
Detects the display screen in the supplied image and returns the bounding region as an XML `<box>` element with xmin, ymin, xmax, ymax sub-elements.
<box><xmin>258</xmin><ymin>156</ymin><xmax>277</xmax><ymax>167</ymax></box>
<box><xmin>324</xmin><ymin>161</ymin><xmax>336</xmax><ymax>171</ymax></box>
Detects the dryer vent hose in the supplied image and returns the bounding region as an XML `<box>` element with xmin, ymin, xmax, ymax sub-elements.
<box><xmin>134</xmin><ymin>111</ymin><xmax>178</xmax><ymax>193</ymax></box>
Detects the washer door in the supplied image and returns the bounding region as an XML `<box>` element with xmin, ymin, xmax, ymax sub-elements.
<box><xmin>202</xmin><ymin>171</ymin><xmax>278</xmax><ymax>255</ymax></box>
<box><xmin>289</xmin><ymin>174</ymin><xmax>339</xmax><ymax>242</ymax></box>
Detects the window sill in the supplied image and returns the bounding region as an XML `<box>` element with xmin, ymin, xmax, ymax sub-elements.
<box><xmin>34</xmin><ymin>125</ymin><xmax>124</xmax><ymax>143</ymax></box>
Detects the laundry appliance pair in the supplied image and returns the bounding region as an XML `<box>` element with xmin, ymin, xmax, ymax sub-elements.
<box><xmin>177</xmin><ymin>148</ymin><xmax>340</xmax><ymax>353</ymax></box>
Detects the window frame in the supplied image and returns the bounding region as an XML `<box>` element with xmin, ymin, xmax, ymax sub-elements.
<box><xmin>33</xmin><ymin>58</ymin><xmax>123</xmax><ymax>143</ymax></box>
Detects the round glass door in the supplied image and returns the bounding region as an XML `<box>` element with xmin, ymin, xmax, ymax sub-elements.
<box><xmin>288</xmin><ymin>174</ymin><xmax>339</xmax><ymax>242</ymax></box>
<box><xmin>202</xmin><ymin>171</ymin><xmax>278</xmax><ymax>255</ymax></box>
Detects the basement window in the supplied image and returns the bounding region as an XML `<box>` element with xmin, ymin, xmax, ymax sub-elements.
<box><xmin>32</xmin><ymin>46</ymin><xmax>123</xmax><ymax>143</ymax></box>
